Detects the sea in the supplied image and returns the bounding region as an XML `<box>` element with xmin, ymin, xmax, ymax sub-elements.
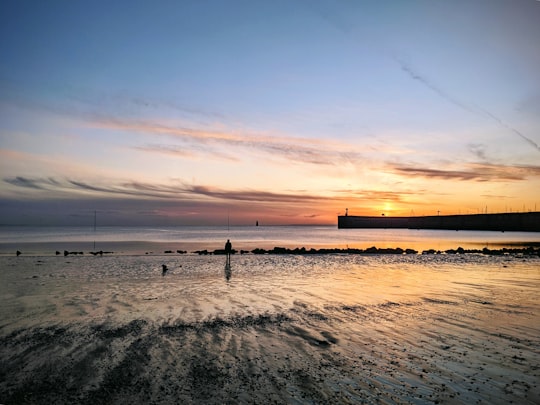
<box><xmin>1</xmin><ymin>225</ymin><xmax>539</xmax><ymax>256</ymax></box>
<box><xmin>1</xmin><ymin>225</ymin><xmax>539</xmax><ymax>403</ymax></box>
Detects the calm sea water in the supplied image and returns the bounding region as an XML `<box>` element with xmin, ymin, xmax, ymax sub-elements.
<box><xmin>1</xmin><ymin>225</ymin><xmax>539</xmax><ymax>256</ymax></box>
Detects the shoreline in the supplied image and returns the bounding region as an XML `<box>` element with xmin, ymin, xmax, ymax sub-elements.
<box><xmin>3</xmin><ymin>226</ymin><xmax>540</xmax><ymax>257</ymax></box>
<box><xmin>3</xmin><ymin>244</ymin><xmax>540</xmax><ymax>257</ymax></box>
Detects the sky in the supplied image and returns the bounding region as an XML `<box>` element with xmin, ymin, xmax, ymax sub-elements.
<box><xmin>1</xmin><ymin>0</ymin><xmax>540</xmax><ymax>226</ymax></box>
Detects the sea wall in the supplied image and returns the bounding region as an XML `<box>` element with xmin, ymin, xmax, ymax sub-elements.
<box><xmin>338</xmin><ymin>212</ymin><xmax>540</xmax><ymax>232</ymax></box>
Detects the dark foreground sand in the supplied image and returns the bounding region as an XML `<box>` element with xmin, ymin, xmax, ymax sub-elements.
<box><xmin>1</xmin><ymin>254</ymin><xmax>539</xmax><ymax>404</ymax></box>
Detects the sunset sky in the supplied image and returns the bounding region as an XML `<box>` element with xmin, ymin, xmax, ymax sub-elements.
<box><xmin>1</xmin><ymin>0</ymin><xmax>539</xmax><ymax>226</ymax></box>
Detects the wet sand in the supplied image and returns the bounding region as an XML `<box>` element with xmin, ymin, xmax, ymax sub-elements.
<box><xmin>1</xmin><ymin>254</ymin><xmax>539</xmax><ymax>404</ymax></box>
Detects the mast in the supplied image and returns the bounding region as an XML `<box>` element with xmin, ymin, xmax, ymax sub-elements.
<box><xmin>93</xmin><ymin>210</ymin><xmax>96</xmax><ymax>251</ymax></box>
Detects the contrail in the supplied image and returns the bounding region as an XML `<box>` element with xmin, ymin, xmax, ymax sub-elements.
<box><xmin>396</xmin><ymin>57</ymin><xmax>540</xmax><ymax>153</ymax></box>
<box><xmin>306</xmin><ymin>2</ymin><xmax>540</xmax><ymax>154</ymax></box>
<box><xmin>476</xmin><ymin>107</ymin><xmax>540</xmax><ymax>152</ymax></box>
<box><xmin>398</xmin><ymin>61</ymin><xmax>478</xmax><ymax>115</ymax></box>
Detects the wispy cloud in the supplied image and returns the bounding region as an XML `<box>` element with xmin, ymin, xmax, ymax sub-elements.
<box><xmin>185</xmin><ymin>184</ymin><xmax>325</xmax><ymax>203</ymax></box>
<box><xmin>3</xmin><ymin>85</ymin><xmax>369</xmax><ymax>167</ymax></box>
<box><xmin>467</xmin><ymin>143</ymin><xmax>487</xmax><ymax>160</ymax></box>
<box><xmin>5</xmin><ymin>175</ymin><xmax>439</xmax><ymax>223</ymax></box>
<box><xmin>396</xmin><ymin>58</ymin><xmax>540</xmax><ymax>153</ymax></box>
<box><xmin>3</xmin><ymin>176</ymin><xmax>335</xmax><ymax>205</ymax></box>
<box><xmin>479</xmin><ymin>194</ymin><xmax>514</xmax><ymax>200</ymax></box>
<box><xmin>98</xmin><ymin>116</ymin><xmax>366</xmax><ymax>166</ymax></box>
<box><xmin>117</xmin><ymin>94</ymin><xmax>227</xmax><ymax>120</ymax></box>
<box><xmin>2</xmin><ymin>79</ymin><xmax>226</xmax><ymax>122</ymax></box>
<box><xmin>4</xmin><ymin>176</ymin><xmax>61</xmax><ymax>190</ymax></box>
<box><xmin>389</xmin><ymin>162</ymin><xmax>540</xmax><ymax>182</ymax></box>
<box><xmin>333</xmin><ymin>188</ymin><xmax>430</xmax><ymax>207</ymax></box>
<box><xmin>134</xmin><ymin>143</ymin><xmax>239</xmax><ymax>161</ymax></box>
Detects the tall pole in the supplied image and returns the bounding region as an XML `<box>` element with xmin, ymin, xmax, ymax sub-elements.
<box><xmin>93</xmin><ymin>210</ymin><xmax>96</xmax><ymax>251</ymax></box>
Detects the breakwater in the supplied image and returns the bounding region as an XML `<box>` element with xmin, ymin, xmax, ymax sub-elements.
<box><xmin>338</xmin><ymin>212</ymin><xmax>540</xmax><ymax>232</ymax></box>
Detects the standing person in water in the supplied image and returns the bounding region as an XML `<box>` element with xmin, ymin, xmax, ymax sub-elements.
<box><xmin>225</xmin><ymin>239</ymin><xmax>232</xmax><ymax>265</ymax></box>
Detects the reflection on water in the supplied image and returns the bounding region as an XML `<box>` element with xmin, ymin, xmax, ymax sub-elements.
<box><xmin>224</xmin><ymin>259</ymin><xmax>231</xmax><ymax>282</ymax></box>
<box><xmin>1</xmin><ymin>253</ymin><xmax>538</xmax><ymax>329</ymax></box>
<box><xmin>1</xmin><ymin>253</ymin><xmax>539</xmax><ymax>404</ymax></box>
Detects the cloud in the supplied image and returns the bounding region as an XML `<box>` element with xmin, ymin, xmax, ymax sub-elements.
<box><xmin>333</xmin><ymin>188</ymin><xmax>428</xmax><ymax>204</ymax></box>
<box><xmin>2</xmin><ymin>175</ymin><xmax>363</xmax><ymax>225</ymax></box>
<box><xmin>389</xmin><ymin>162</ymin><xmax>540</xmax><ymax>182</ymax></box>
<box><xmin>122</xmin><ymin>95</ymin><xmax>226</xmax><ymax>120</ymax></box>
<box><xmin>467</xmin><ymin>143</ymin><xmax>487</xmax><ymax>160</ymax></box>
<box><xmin>93</xmin><ymin>116</ymin><xmax>365</xmax><ymax>167</ymax></box>
<box><xmin>3</xmin><ymin>79</ymin><xmax>226</xmax><ymax>123</ymax></box>
<box><xmin>4</xmin><ymin>176</ymin><xmax>61</xmax><ymax>190</ymax></box>
<box><xmin>185</xmin><ymin>184</ymin><xmax>325</xmax><ymax>204</ymax></box>
<box><xmin>396</xmin><ymin>58</ymin><xmax>540</xmax><ymax>153</ymax></box>
<box><xmin>3</xmin><ymin>176</ymin><xmax>335</xmax><ymax>205</ymax></box>
<box><xmin>479</xmin><ymin>194</ymin><xmax>514</xmax><ymax>199</ymax></box>
<box><xmin>4</xmin><ymin>175</ymin><xmax>437</xmax><ymax>223</ymax></box>
<box><xmin>247</xmin><ymin>140</ymin><xmax>362</xmax><ymax>166</ymax></box>
<box><xmin>3</xmin><ymin>83</ymin><xmax>369</xmax><ymax>168</ymax></box>
<box><xmin>134</xmin><ymin>143</ymin><xmax>239</xmax><ymax>162</ymax></box>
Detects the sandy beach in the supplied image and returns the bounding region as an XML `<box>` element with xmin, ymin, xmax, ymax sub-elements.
<box><xmin>1</xmin><ymin>253</ymin><xmax>539</xmax><ymax>404</ymax></box>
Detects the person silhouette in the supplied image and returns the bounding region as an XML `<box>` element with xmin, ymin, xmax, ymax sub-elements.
<box><xmin>162</xmin><ymin>264</ymin><xmax>168</xmax><ymax>276</ymax></box>
<box><xmin>225</xmin><ymin>239</ymin><xmax>232</xmax><ymax>265</ymax></box>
